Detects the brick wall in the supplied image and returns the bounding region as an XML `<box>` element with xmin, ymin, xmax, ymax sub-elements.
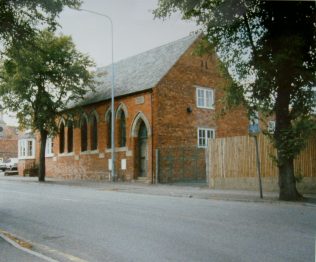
<box><xmin>0</xmin><ymin>126</ymin><xmax>18</xmax><ymax>160</ymax></box>
<box><xmin>44</xmin><ymin>91</ymin><xmax>153</xmax><ymax>182</ymax></box>
<box><xmin>18</xmin><ymin>159</ymin><xmax>36</xmax><ymax>176</ymax></box>
<box><xmin>0</xmin><ymin>140</ymin><xmax>18</xmax><ymax>160</ymax></box>
<box><xmin>152</xmin><ymin>40</ymin><xmax>248</xmax><ymax>182</ymax></box>
<box><xmin>152</xmin><ymin>40</ymin><xmax>248</xmax><ymax>150</ymax></box>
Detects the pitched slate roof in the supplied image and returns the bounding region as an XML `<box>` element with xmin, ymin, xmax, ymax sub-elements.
<box><xmin>81</xmin><ymin>34</ymin><xmax>198</xmax><ymax>106</ymax></box>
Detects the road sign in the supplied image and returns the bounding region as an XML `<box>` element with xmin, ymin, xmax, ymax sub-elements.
<box><xmin>248</xmin><ymin>123</ymin><xmax>260</xmax><ymax>136</ymax></box>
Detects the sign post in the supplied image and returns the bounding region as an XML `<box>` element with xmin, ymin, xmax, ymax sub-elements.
<box><xmin>248</xmin><ymin>122</ymin><xmax>263</xmax><ymax>199</ymax></box>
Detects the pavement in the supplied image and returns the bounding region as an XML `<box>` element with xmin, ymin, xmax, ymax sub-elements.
<box><xmin>0</xmin><ymin>172</ymin><xmax>315</xmax><ymax>205</ymax></box>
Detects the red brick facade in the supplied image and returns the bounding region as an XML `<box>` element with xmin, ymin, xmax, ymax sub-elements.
<box><xmin>0</xmin><ymin>125</ymin><xmax>18</xmax><ymax>161</ymax></box>
<box><xmin>152</xmin><ymin>41</ymin><xmax>248</xmax><ymax>150</ymax></box>
<box><xmin>18</xmin><ymin>36</ymin><xmax>249</xmax><ymax>182</ymax></box>
<box><xmin>43</xmin><ymin>91</ymin><xmax>153</xmax><ymax>181</ymax></box>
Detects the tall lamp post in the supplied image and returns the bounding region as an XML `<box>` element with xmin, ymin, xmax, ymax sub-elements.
<box><xmin>73</xmin><ymin>8</ymin><xmax>116</xmax><ymax>181</ymax></box>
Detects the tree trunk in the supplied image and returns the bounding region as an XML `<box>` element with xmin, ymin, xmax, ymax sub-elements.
<box><xmin>38</xmin><ymin>129</ymin><xmax>48</xmax><ymax>182</ymax></box>
<box><xmin>274</xmin><ymin>84</ymin><xmax>302</xmax><ymax>201</ymax></box>
<box><xmin>277</xmin><ymin>155</ymin><xmax>302</xmax><ymax>201</ymax></box>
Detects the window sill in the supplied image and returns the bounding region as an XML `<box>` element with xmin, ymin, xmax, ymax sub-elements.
<box><xmin>196</xmin><ymin>106</ymin><xmax>215</xmax><ymax>110</ymax></box>
<box><xmin>80</xmin><ymin>150</ymin><xmax>99</xmax><ymax>155</ymax></box>
<box><xmin>58</xmin><ymin>153</ymin><xmax>74</xmax><ymax>157</ymax></box>
<box><xmin>105</xmin><ymin>147</ymin><xmax>127</xmax><ymax>153</ymax></box>
<box><xmin>18</xmin><ymin>156</ymin><xmax>36</xmax><ymax>160</ymax></box>
<box><xmin>45</xmin><ymin>154</ymin><xmax>55</xmax><ymax>158</ymax></box>
<box><xmin>90</xmin><ymin>150</ymin><xmax>99</xmax><ymax>154</ymax></box>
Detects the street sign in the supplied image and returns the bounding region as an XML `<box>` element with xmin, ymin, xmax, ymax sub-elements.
<box><xmin>248</xmin><ymin>123</ymin><xmax>260</xmax><ymax>136</ymax></box>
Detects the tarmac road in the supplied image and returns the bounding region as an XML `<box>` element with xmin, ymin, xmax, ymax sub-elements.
<box><xmin>0</xmin><ymin>236</ymin><xmax>47</xmax><ymax>262</ymax></box>
<box><xmin>0</xmin><ymin>178</ymin><xmax>315</xmax><ymax>262</ymax></box>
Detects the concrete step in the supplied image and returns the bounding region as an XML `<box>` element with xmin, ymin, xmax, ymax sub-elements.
<box><xmin>135</xmin><ymin>177</ymin><xmax>150</xmax><ymax>183</ymax></box>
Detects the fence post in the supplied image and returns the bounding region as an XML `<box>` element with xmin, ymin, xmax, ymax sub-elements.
<box><xmin>155</xmin><ymin>149</ymin><xmax>159</xmax><ymax>184</ymax></box>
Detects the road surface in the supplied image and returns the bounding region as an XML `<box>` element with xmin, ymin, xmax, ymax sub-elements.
<box><xmin>0</xmin><ymin>179</ymin><xmax>315</xmax><ymax>262</ymax></box>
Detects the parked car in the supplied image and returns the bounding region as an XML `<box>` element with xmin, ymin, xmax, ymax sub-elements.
<box><xmin>0</xmin><ymin>158</ymin><xmax>18</xmax><ymax>171</ymax></box>
<box><xmin>0</xmin><ymin>161</ymin><xmax>4</xmax><ymax>171</ymax></box>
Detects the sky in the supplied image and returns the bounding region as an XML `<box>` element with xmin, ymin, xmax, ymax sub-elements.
<box><xmin>3</xmin><ymin>0</ymin><xmax>198</xmax><ymax>126</ymax></box>
<box><xmin>57</xmin><ymin>0</ymin><xmax>198</xmax><ymax>67</ymax></box>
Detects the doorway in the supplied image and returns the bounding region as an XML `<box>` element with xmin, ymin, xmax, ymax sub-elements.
<box><xmin>137</xmin><ymin>121</ymin><xmax>147</xmax><ymax>177</ymax></box>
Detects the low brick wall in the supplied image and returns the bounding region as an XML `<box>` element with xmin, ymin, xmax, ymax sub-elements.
<box><xmin>209</xmin><ymin>177</ymin><xmax>316</xmax><ymax>194</ymax></box>
<box><xmin>18</xmin><ymin>159</ymin><xmax>36</xmax><ymax>176</ymax></box>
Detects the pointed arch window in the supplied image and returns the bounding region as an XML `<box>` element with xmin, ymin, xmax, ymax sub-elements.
<box><xmin>90</xmin><ymin>114</ymin><xmax>98</xmax><ymax>150</ymax></box>
<box><xmin>59</xmin><ymin>122</ymin><xmax>65</xmax><ymax>154</ymax></box>
<box><xmin>67</xmin><ymin>121</ymin><xmax>73</xmax><ymax>153</ymax></box>
<box><xmin>81</xmin><ymin>117</ymin><xmax>88</xmax><ymax>152</ymax></box>
<box><xmin>119</xmin><ymin>110</ymin><xmax>126</xmax><ymax>147</ymax></box>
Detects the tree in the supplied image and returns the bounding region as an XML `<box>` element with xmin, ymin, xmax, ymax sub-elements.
<box><xmin>154</xmin><ymin>1</ymin><xmax>316</xmax><ymax>200</ymax></box>
<box><xmin>0</xmin><ymin>30</ymin><xmax>95</xmax><ymax>181</ymax></box>
<box><xmin>0</xmin><ymin>0</ymin><xmax>81</xmax><ymax>45</ymax></box>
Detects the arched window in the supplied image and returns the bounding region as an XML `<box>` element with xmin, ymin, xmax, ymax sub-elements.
<box><xmin>67</xmin><ymin>121</ymin><xmax>73</xmax><ymax>153</ymax></box>
<box><xmin>107</xmin><ymin>113</ymin><xmax>112</xmax><ymax>148</ymax></box>
<box><xmin>59</xmin><ymin>122</ymin><xmax>65</xmax><ymax>153</ymax></box>
<box><xmin>119</xmin><ymin>110</ymin><xmax>126</xmax><ymax>147</ymax></box>
<box><xmin>90</xmin><ymin>114</ymin><xmax>98</xmax><ymax>150</ymax></box>
<box><xmin>138</xmin><ymin>121</ymin><xmax>148</xmax><ymax>139</ymax></box>
<box><xmin>81</xmin><ymin>117</ymin><xmax>88</xmax><ymax>152</ymax></box>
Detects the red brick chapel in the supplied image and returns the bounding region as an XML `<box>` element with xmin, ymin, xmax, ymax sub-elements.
<box><xmin>18</xmin><ymin>34</ymin><xmax>249</xmax><ymax>182</ymax></box>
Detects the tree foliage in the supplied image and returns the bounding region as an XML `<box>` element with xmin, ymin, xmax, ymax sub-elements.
<box><xmin>154</xmin><ymin>0</ymin><xmax>316</xmax><ymax>200</ymax></box>
<box><xmin>0</xmin><ymin>0</ymin><xmax>81</xmax><ymax>45</ymax></box>
<box><xmin>0</xmin><ymin>30</ymin><xmax>95</xmax><ymax>181</ymax></box>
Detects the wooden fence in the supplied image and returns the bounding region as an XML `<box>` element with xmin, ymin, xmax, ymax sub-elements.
<box><xmin>207</xmin><ymin>134</ymin><xmax>316</xmax><ymax>179</ymax></box>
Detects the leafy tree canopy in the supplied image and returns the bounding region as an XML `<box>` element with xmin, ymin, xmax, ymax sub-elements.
<box><xmin>0</xmin><ymin>29</ymin><xmax>94</xmax><ymax>133</ymax></box>
<box><xmin>154</xmin><ymin>1</ymin><xmax>316</xmax><ymax>200</ymax></box>
<box><xmin>0</xmin><ymin>0</ymin><xmax>81</xmax><ymax>44</ymax></box>
<box><xmin>0</xmin><ymin>29</ymin><xmax>95</xmax><ymax>181</ymax></box>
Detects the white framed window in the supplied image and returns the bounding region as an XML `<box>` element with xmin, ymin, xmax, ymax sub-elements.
<box><xmin>197</xmin><ymin>128</ymin><xmax>215</xmax><ymax>148</ymax></box>
<box><xmin>196</xmin><ymin>86</ymin><xmax>214</xmax><ymax>109</ymax></box>
<box><xmin>18</xmin><ymin>139</ymin><xmax>35</xmax><ymax>159</ymax></box>
<box><xmin>268</xmin><ymin>120</ymin><xmax>276</xmax><ymax>134</ymax></box>
<box><xmin>27</xmin><ymin>140</ymin><xmax>33</xmax><ymax>156</ymax></box>
<box><xmin>45</xmin><ymin>137</ymin><xmax>54</xmax><ymax>157</ymax></box>
<box><xmin>19</xmin><ymin>140</ymin><xmax>26</xmax><ymax>157</ymax></box>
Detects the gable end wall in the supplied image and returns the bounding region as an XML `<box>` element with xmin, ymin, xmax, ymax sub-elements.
<box><xmin>152</xmin><ymin>41</ymin><xmax>249</xmax><ymax>150</ymax></box>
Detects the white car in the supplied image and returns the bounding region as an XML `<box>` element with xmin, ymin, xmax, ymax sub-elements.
<box><xmin>0</xmin><ymin>158</ymin><xmax>18</xmax><ymax>171</ymax></box>
<box><xmin>0</xmin><ymin>161</ymin><xmax>5</xmax><ymax>171</ymax></box>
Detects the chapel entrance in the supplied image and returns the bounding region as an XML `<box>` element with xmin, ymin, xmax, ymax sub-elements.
<box><xmin>137</xmin><ymin>121</ymin><xmax>148</xmax><ymax>177</ymax></box>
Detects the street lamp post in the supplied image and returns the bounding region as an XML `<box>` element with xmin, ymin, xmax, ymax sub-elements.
<box><xmin>74</xmin><ymin>8</ymin><xmax>116</xmax><ymax>181</ymax></box>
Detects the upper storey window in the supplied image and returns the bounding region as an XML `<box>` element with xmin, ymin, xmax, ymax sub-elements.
<box><xmin>196</xmin><ymin>86</ymin><xmax>214</xmax><ymax>109</ymax></box>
